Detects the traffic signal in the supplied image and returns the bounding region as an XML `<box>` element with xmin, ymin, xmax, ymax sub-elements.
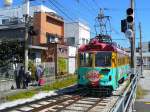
<box><xmin>121</xmin><ymin>19</ymin><xmax>127</xmax><ymax>33</ymax></box>
<box><xmin>126</xmin><ymin>8</ymin><xmax>134</xmax><ymax>24</ymax></box>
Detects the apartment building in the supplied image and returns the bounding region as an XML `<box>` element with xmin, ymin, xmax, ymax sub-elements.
<box><xmin>33</xmin><ymin>12</ymin><xmax>64</xmax><ymax>45</ymax></box>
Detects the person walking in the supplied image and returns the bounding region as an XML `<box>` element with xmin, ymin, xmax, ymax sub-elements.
<box><xmin>38</xmin><ymin>66</ymin><xmax>45</xmax><ymax>86</ymax></box>
<box><xmin>26</xmin><ymin>68</ymin><xmax>31</xmax><ymax>87</ymax></box>
<box><xmin>35</xmin><ymin>65</ymin><xmax>42</xmax><ymax>86</ymax></box>
<box><xmin>14</xmin><ymin>68</ymin><xmax>20</xmax><ymax>89</ymax></box>
<box><xmin>18</xmin><ymin>66</ymin><xmax>26</xmax><ymax>89</ymax></box>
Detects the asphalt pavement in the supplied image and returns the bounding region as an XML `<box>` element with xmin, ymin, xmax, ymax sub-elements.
<box><xmin>134</xmin><ymin>70</ymin><xmax>150</xmax><ymax>112</ymax></box>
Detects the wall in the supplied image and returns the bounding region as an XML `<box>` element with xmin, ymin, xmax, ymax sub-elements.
<box><xmin>64</xmin><ymin>22</ymin><xmax>90</xmax><ymax>47</ymax></box>
<box><xmin>68</xmin><ymin>46</ymin><xmax>77</xmax><ymax>74</ymax></box>
<box><xmin>78</xmin><ymin>22</ymin><xmax>90</xmax><ymax>45</ymax></box>
<box><xmin>65</xmin><ymin>22</ymin><xmax>79</xmax><ymax>46</ymax></box>
<box><xmin>33</xmin><ymin>12</ymin><xmax>64</xmax><ymax>45</ymax></box>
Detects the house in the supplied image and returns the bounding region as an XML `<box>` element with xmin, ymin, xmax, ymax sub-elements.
<box><xmin>64</xmin><ymin>21</ymin><xmax>90</xmax><ymax>74</ymax></box>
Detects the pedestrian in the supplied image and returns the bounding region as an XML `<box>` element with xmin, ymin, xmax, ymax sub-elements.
<box><xmin>14</xmin><ymin>68</ymin><xmax>20</xmax><ymax>89</ymax></box>
<box><xmin>35</xmin><ymin>65</ymin><xmax>43</xmax><ymax>86</ymax></box>
<box><xmin>38</xmin><ymin>67</ymin><xmax>45</xmax><ymax>86</ymax></box>
<box><xmin>26</xmin><ymin>68</ymin><xmax>31</xmax><ymax>87</ymax></box>
<box><xmin>18</xmin><ymin>66</ymin><xmax>26</xmax><ymax>89</ymax></box>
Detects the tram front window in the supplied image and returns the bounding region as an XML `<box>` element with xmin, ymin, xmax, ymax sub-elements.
<box><xmin>79</xmin><ymin>52</ymin><xmax>92</xmax><ymax>67</ymax></box>
<box><xmin>95</xmin><ymin>52</ymin><xmax>112</xmax><ymax>67</ymax></box>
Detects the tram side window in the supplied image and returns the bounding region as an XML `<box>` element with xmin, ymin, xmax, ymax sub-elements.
<box><xmin>79</xmin><ymin>53</ymin><xmax>92</xmax><ymax>67</ymax></box>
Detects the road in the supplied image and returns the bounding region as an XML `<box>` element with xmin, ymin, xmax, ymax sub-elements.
<box><xmin>134</xmin><ymin>70</ymin><xmax>150</xmax><ymax>112</ymax></box>
<box><xmin>135</xmin><ymin>101</ymin><xmax>150</xmax><ymax>112</ymax></box>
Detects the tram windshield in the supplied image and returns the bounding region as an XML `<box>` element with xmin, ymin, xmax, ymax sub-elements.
<box><xmin>79</xmin><ymin>52</ymin><xmax>92</xmax><ymax>67</ymax></box>
<box><xmin>95</xmin><ymin>52</ymin><xmax>112</xmax><ymax>67</ymax></box>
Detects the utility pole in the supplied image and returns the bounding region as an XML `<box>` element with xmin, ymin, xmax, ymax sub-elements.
<box><xmin>130</xmin><ymin>0</ymin><xmax>136</xmax><ymax>75</ymax></box>
<box><xmin>139</xmin><ymin>22</ymin><xmax>144</xmax><ymax>78</ymax></box>
<box><xmin>24</xmin><ymin>0</ymin><xmax>29</xmax><ymax>73</ymax></box>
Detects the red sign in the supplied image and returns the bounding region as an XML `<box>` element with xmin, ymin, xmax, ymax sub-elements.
<box><xmin>87</xmin><ymin>70</ymin><xmax>100</xmax><ymax>86</ymax></box>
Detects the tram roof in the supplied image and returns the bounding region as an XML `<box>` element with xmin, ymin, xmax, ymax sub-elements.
<box><xmin>78</xmin><ymin>41</ymin><xmax>128</xmax><ymax>55</ymax></box>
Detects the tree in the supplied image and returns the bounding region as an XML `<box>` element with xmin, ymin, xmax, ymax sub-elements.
<box><xmin>0</xmin><ymin>40</ymin><xmax>24</xmax><ymax>68</ymax></box>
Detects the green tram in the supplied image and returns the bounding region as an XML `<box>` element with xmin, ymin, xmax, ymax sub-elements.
<box><xmin>77</xmin><ymin>35</ymin><xmax>130</xmax><ymax>93</ymax></box>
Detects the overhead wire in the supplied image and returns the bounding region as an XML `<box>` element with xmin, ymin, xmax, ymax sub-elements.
<box><xmin>47</xmin><ymin>0</ymin><xmax>96</xmax><ymax>35</ymax></box>
<box><xmin>44</xmin><ymin>0</ymin><xmax>131</xmax><ymax>48</ymax></box>
<box><xmin>52</xmin><ymin>0</ymin><xmax>79</xmax><ymax>20</ymax></box>
<box><xmin>85</xmin><ymin>0</ymin><xmax>97</xmax><ymax>12</ymax></box>
<box><xmin>75</xmin><ymin>0</ymin><xmax>96</xmax><ymax>16</ymax></box>
<box><xmin>92</xmin><ymin>0</ymin><xmax>101</xmax><ymax>10</ymax></box>
<box><xmin>47</xmin><ymin>0</ymin><xmax>74</xmax><ymax>21</ymax></box>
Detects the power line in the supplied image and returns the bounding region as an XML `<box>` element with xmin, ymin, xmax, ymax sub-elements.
<box><xmin>47</xmin><ymin>0</ymin><xmax>96</xmax><ymax>35</ymax></box>
<box><xmin>77</xmin><ymin>0</ymin><xmax>96</xmax><ymax>16</ymax></box>
<box><xmin>92</xmin><ymin>0</ymin><xmax>100</xmax><ymax>10</ymax></box>
<box><xmin>48</xmin><ymin>0</ymin><xmax>74</xmax><ymax>21</ymax></box>
<box><xmin>52</xmin><ymin>0</ymin><xmax>78</xmax><ymax>18</ymax></box>
<box><xmin>85</xmin><ymin>0</ymin><xmax>97</xmax><ymax>12</ymax></box>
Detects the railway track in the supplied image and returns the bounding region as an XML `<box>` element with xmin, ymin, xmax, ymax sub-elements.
<box><xmin>5</xmin><ymin>94</ymin><xmax>119</xmax><ymax>112</ymax></box>
<box><xmin>1</xmin><ymin>79</ymin><xmax>129</xmax><ymax>112</ymax></box>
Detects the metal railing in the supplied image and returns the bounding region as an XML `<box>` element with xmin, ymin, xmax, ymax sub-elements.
<box><xmin>110</xmin><ymin>72</ymin><xmax>138</xmax><ymax>112</ymax></box>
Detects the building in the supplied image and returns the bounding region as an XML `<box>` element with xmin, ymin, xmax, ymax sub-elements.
<box><xmin>125</xmin><ymin>41</ymin><xmax>150</xmax><ymax>70</ymax></box>
<box><xmin>33</xmin><ymin>12</ymin><xmax>64</xmax><ymax>45</ymax></box>
<box><xmin>64</xmin><ymin>22</ymin><xmax>90</xmax><ymax>47</ymax></box>
<box><xmin>33</xmin><ymin>11</ymin><xmax>67</xmax><ymax>76</ymax></box>
<box><xmin>64</xmin><ymin>22</ymin><xmax>90</xmax><ymax>74</ymax></box>
<box><xmin>0</xmin><ymin>4</ymin><xmax>56</xmax><ymax>25</ymax></box>
<box><xmin>0</xmin><ymin>4</ymin><xmax>58</xmax><ymax>66</ymax></box>
<box><xmin>138</xmin><ymin>42</ymin><xmax>150</xmax><ymax>52</ymax></box>
<box><xmin>136</xmin><ymin>42</ymin><xmax>150</xmax><ymax>69</ymax></box>
<box><xmin>42</xmin><ymin>43</ymin><xmax>68</xmax><ymax>76</ymax></box>
<box><xmin>0</xmin><ymin>4</ymin><xmax>68</xmax><ymax>78</ymax></box>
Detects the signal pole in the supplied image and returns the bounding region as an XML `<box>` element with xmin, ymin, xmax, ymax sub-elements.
<box><xmin>130</xmin><ymin>0</ymin><xmax>136</xmax><ymax>75</ymax></box>
<box><xmin>139</xmin><ymin>22</ymin><xmax>144</xmax><ymax>78</ymax></box>
<box><xmin>24</xmin><ymin>0</ymin><xmax>29</xmax><ymax>73</ymax></box>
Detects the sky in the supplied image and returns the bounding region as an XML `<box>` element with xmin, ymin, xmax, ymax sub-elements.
<box><xmin>0</xmin><ymin>0</ymin><xmax>150</xmax><ymax>48</ymax></box>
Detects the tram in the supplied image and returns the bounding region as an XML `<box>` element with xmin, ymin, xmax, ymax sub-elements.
<box><xmin>77</xmin><ymin>35</ymin><xmax>130</xmax><ymax>93</ymax></box>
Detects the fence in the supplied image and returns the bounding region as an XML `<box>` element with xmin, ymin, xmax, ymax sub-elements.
<box><xmin>40</xmin><ymin>62</ymin><xmax>55</xmax><ymax>83</ymax></box>
<box><xmin>110</xmin><ymin>72</ymin><xmax>138</xmax><ymax>112</ymax></box>
<box><xmin>0</xmin><ymin>61</ymin><xmax>76</xmax><ymax>92</ymax></box>
<box><xmin>0</xmin><ymin>66</ymin><xmax>15</xmax><ymax>91</ymax></box>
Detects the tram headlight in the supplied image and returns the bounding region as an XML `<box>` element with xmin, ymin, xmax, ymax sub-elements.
<box><xmin>99</xmin><ymin>74</ymin><xmax>104</xmax><ymax>78</ymax></box>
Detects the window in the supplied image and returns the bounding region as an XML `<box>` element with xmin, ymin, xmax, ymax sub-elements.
<box><xmin>79</xmin><ymin>52</ymin><xmax>92</xmax><ymax>67</ymax></box>
<box><xmin>47</xmin><ymin>36</ymin><xmax>55</xmax><ymax>43</ymax></box>
<box><xmin>82</xmin><ymin>38</ymin><xmax>85</xmax><ymax>44</ymax></box>
<box><xmin>46</xmin><ymin>16</ymin><xmax>63</xmax><ymax>27</ymax></box>
<box><xmin>2</xmin><ymin>19</ymin><xmax>9</xmax><ymax>24</ymax></box>
<box><xmin>67</xmin><ymin>37</ymin><xmax>75</xmax><ymax>46</ymax></box>
<box><xmin>86</xmin><ymin>39</ymin><xmax>88</xmax><ymax>44</ymax></box>
<box><xmin>95</xmin><ymin>52</ymin><xmax>112</xmax><ymax>67</ymax></box>
<box><xmin>46</xmin><ymin>33</ymin><xmax>56</xmax><ymax>43</ymax></box>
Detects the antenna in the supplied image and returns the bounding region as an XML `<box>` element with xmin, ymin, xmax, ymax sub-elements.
<box><xmin>94</xmin><ymin>8</ymin><xmax>111</xmax><ymax>35</ymax></box>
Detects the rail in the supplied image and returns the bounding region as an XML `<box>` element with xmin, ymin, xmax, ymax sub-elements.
<box><xmin>110</xmin><ymin>72</ymin><xmax>138</xmax><ymax>112</ymax></box>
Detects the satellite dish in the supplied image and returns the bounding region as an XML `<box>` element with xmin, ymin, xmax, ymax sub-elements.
<box><xmin>4</xmin><ymin>0</ymin><xmax>13</xmax><ymax>6</ymax></box>
<box><xmin>125</xmin><ymin>29</ymin><xmax>133</xmax><ymax>39</ymax></box>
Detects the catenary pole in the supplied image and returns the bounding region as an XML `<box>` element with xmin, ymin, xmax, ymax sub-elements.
<box><xmin>24</xmin><ymin>0</ymin><xmax>29</xmax><ymax>73</ymax></box>
<box><xmin>139</xmin><ymin>22</ymin><xmax>144</xmax><ymax>77</ymax></box>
